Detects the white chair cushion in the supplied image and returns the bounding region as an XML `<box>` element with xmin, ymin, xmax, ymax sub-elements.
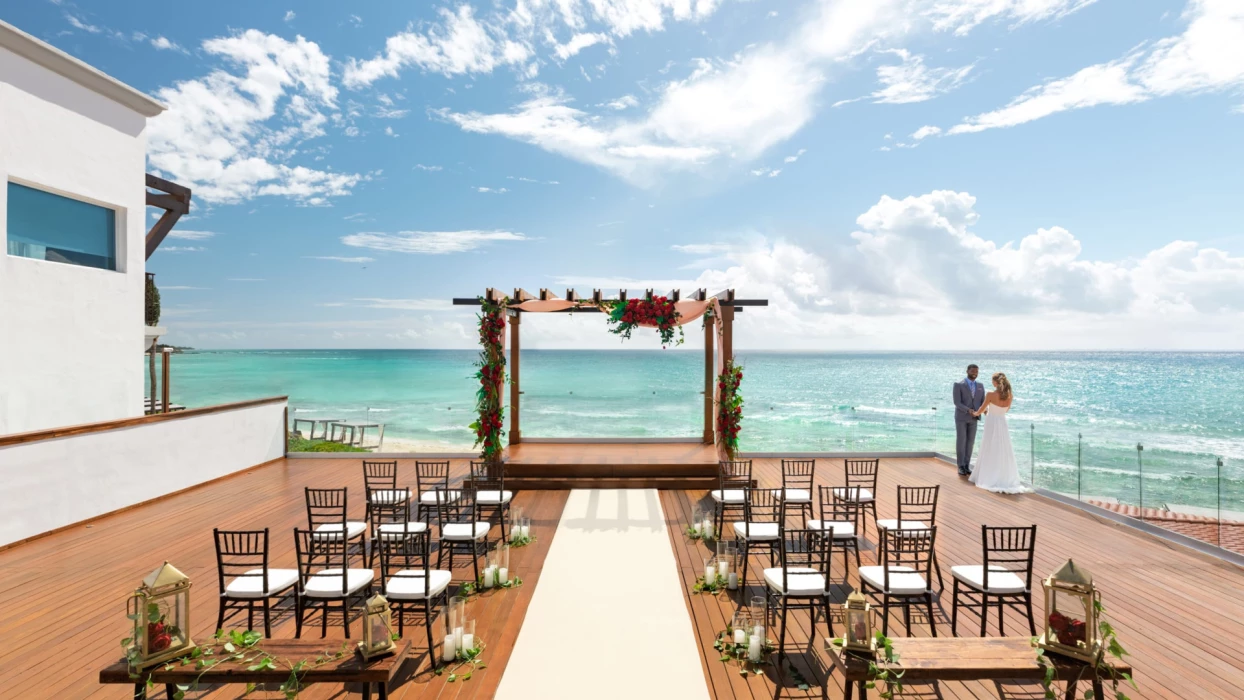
<box><xmin>732</xmin><ymin>522</ymin><xmax>780</xmax><ymax>540</ymax></box>
<box><xmin>774</xmin><ymin>488</ymin><xmax>812</xmax><ymax>503</ymax></box>
<box><xmin>441</xmin><ymin>522</ymin><xmax>490</xmax><ymax>540</ymax></box>
<box><xmin>807</xmin><ymin>520</ymin><xmax>857</xmax><ymax>539</ymax></box>
<box><xmin>367</xmin><ymin>489</ymin><xmax>407</xmax><ymax>505</ymax></box>
<box><xmin>386</xmin><ymin>570</ymin><xmax>453</xmax><ymax>600</ymax></box>
<box><xmin>420</xmin><ymin>490</ymin><xmax>461</xmax><ymax>504</ymax></box>
<box><xmin>951</xmin><ymin>565</ymin><xmax>1028</xmax><ymax>594</ymax></box>
<box><xmin>858</xmin><ymin>565</ymin><xmax>929</xmax><ymax>595</ymax></box>
<box><xmin>832</xmin><ymin>487</ymin><xmax>874</xmax><ymax>503</ymax></box>
<box><xmin>224</xmin><ymin>569</ymin><xmax>299</xmax><ymax>598</ymax></box>
<box><xmin>763</xmin><ymin>567</ymin><xmax>828</xmax><ymax>596</ymax></box>
<box><xmin>376</xmin><ymin>522</ymin><xmax>429</xmax><ymax>539</ymax></box>
<box><xmin>710</xmin><ymin>489</ymin><xmax>747</xmax><ymax>503</ymax></box>
<box><xmin>877</xmin><ymin>519</ymin><xmax>930</xmax><ymax>536</ymax></box>
<box><xmin>476</xmin><ymin>490</ymin><xmax>513</xmax><ymax>504</ymax></box>
<box><xmin>303</xmin><ymin>568</ymin><xmax>374</xmax><ymax>598</ymax></box>
<box><xmin>312</xmin><ymin>522</ymin><xmax>367</xmax><ymax>540</ymax></box>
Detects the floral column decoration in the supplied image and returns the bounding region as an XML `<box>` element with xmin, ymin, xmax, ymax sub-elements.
<box><xmin>471</xmin><ymin>296</ymin><xmax>507</xmax><ymax>464</ymax></box>
<box><xmin>716</xmin><ymin>359</ymin><xmax>744</xmax><ymax>460</ymax></box>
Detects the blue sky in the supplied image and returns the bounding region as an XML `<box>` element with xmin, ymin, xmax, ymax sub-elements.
<box><xmin>7</xmin><ymin>0</ymin><xmax>1244</xmax><ymax>349</ymax></box>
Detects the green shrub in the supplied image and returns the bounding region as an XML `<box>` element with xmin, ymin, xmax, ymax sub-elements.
<box><xmin>145</xmin><ymin>275</ymin><xmax>161</xmax><ymax>326</ymax></box>
<box><xmin>287</xmin><ymin>433</ymin><xmax>368</xmax><ymax>453</ymax></box>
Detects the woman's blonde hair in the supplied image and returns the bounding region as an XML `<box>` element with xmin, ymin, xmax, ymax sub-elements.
<box><xmin>993</xmin><ymin>372</ymin><xmax>1012</xmax><ymax>401</ymax></box>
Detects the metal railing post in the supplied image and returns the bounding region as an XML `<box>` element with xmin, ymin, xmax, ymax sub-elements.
<box><xmin>1218</xmin><ymin>457</ymin><xmax>1224</xmax><ymax>548</ymax></box>
<box><xmin>1136</xmin><ymin>443</ymin><xmax>1144</xmax><ymax>518</ymax></box>
<box><xmin>1029</xmin><ymin>424</ymin><xmax>1035</xmax><ymax>486</ymax></box>
<box><xmin>1077</xmin><ymin>432</ymin><xmax>1083</xmax><ymax>501</ymax></box>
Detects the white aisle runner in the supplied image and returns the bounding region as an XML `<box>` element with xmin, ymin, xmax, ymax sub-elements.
<box><xmin>496</xmin><ymin>489</ymin><xmax>710</xmax><ymax>700</ymax></box>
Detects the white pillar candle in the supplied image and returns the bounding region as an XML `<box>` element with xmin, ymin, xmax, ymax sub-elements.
<box><xmin>748</xmin><ymin>635</ymin><xmax>763</xmax><ymax>662</ymax></box>
<box><xmin>727</xmin><ymin>572</ymin><xmax>739</xmax><ymax>590</ymax></box>
<box><xmin>702</xmin><ymin>518</ymin><xmax>714</xmax><ymax>538</ymax></box>
<box><xmin>499</xmin><ymin>567</ymin><xmax>509</xmax><ymax>584</ymax></box>
<box><xmin>753</xmin><ymin>624</ymin><xmax>764</xmax><ymax>644</ymax></box>
<box><xmin>462</xmin><ymin>633</ymin><xmax>475</xmax><ymax>653</ymax></box>
<box><xmin>442</xmin><ymin>634</ymin><xmax>457</xmax><ymax>663</ymax></box>
<box><xmin>691</xmin><ymin>521</ymin><xmax>701</xmax><ymax>535</ymax></box>
<box><xmin>519</xmin><ymin>524</ymin><xmax>530</xmax><ymax>538</ymax></box>
<box><xmin>511</xmin><ymin>528</ymin><xmax>520</xmax><ymax>542</ymax></box>
<box><xmin>718</xmin><ymin>560</ymin><xmax>730</xmax><ymax>577</ymax></box>
<box><xmin>733</xmin><ymin>628</ymin><xmax>747</xmax><ymax>645</ymax></box>
<box><xmin>453</xmin><ymin>626</ymin><xmax>464</xmax><ymax>650</ymax></box>
<box><xmin>704</xmin><ymin>563</ymin><xmax>716</xmax><ymax>582</ymax></box>
<box><xmin>483</xmin><ymin>566</ymin><xmax>496</xmax><ymax>588</ymax></box>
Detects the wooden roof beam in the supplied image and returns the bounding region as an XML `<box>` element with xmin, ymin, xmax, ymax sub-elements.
<box><xmin>513</xmin><ymin>288</ymin><xmax>535</xmax><ymax>302</ymax></box>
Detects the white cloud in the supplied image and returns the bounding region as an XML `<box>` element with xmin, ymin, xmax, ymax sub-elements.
<box><xmin>868</xmin><ymin>49</ymin><xmax>974</xmax><ymax>104</ymax></box>
<box><xmin>926</xmin><ymin>0</ymin><xmax>1099</xmax><ymax>36</ymax></box>
<box><xmin>384</xmin><ymin>126</ymin><xmax>398</xmax><ymax>137</ymax></box>
<box><xmin>783</xmin><ymin>148</ymin><xmax>807</xmax><ymax>163</ymax></box>
<box><xmin>342</xmin><ymin>6</ymin><xmax>532</xmax><ymax>87</ymax></box>
<box><xmin>158</xmin><ymin>246</ymin><xmax>207</xmax><ymax>253</ymax></box>
<box><xmin>672</xmin><ymin>243</ymin><xmax>734</xmax><ymax>255</ymax></box>
<box><xmin>341</xmin><ymin>229</ymin><xmax>529</xmax><ymax>254</ymax></box>
<box><xmin>554</xmin><ymin>32</ymin><xmax>610</xmax><ymax>60</ymax></box>
<box><xmin>507</xmin><ymin>176</ymin><xmax>560</xmax><ymax>184</ymax></box>
<box><xmin>150</xmin><ymin>36</ymin><xmax>187</xmax><ymax>53</ymax></box>
<box><xmin>304</xmin><ymin>255</ymin><xmax>375</xmax><ymax>263</ymax></box>
<box><xmin>475</xmin><ymin>186</ymin><xmax>509</xmax><ymax>193</ymax></box>
<box><xmin>355</xmin><ymin>298</ymin><xmax>452</xmax><ymax>310</ymax></box>
<box><xmin>284</xmin><ymin>10</ymin><xmax>296</xmax><ymax>22</ymax></box>
<box><xmin>65</xmin><ymin>14</ymin><xmax>102</xmax><ymax>34</ymax></box>
<box><xmin>167</xmin><ymin>229</ymin><xmax>217</xmax><ymax>240</ymax></box>
<box><xmin>439</xmin><ymin>1</ymin><xmax>905</xmax><ymax>183</ymax></box>
<box><xmin>750</xmin><ymin>167</ymin><xmax>781</xmax><ymax>177</ymax></box>
<box><xmin>349</xmin><ymin>14</ymin><xmax>363</xmax><ymax>26</ymax></box>
<box><xmin>940</xmin><ymin>0</ymin><xmax>1244</xmax><ymax>135</ymax></box>
<box><xmin>910</xmin><ymin>125</ymin><xmax>942</xmax><ymax>140</ymax></box>
<box><xmin>147</xmin><ymin>30</ymin><xmax>366</xmax><ymax>204</ymax></box>
<box><xmin>414</xmin><ymin>164</ymin><xmax>442</xmax><ymax>172</ymax></box>
<box><xmin>600</xmin><ymin>94</ymin><xmax>639</xmax><ymax>110</ymax></box>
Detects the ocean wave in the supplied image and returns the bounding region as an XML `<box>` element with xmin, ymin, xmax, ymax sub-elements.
<box><xmin>855</xmin><ymin>406</ymin><xmax>934</xmax><ymax>417</ymax></box>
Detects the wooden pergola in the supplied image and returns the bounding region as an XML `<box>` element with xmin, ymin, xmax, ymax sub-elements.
<box><xmin>452</xmin><ymin>288</ymin><xmax>767</xmax><ymax>445</ymax></box>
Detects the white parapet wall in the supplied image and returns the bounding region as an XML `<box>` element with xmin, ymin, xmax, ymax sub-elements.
<box><xmin>0</xmin><ymin>398</ymin><xmax>287</xmax><ymax>547</ymax></box>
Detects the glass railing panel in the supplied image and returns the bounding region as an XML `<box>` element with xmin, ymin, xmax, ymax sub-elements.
<box><xmin>1218</xmin><ymin>456</ymin><xmax>1242</xmax><ymax>555</ymax></box>
<box><xmin>1030</xmin><ymin>425</ymin><xmax>1081</xmax><ymax>497</ymax></box>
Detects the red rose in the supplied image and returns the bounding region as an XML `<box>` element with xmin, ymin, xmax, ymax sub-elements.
<box><xmin>150</xmin><ymin>633</ymin><xmax>172</xmax><ymax>652</ymax></box>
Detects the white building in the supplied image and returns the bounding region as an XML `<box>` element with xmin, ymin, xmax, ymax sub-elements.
<box><xmin>0</xmin><ymin>19</ymin><xmax>164</xmax><ymax>434</ymax></box>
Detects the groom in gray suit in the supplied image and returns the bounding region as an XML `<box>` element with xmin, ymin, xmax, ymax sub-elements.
<box><xmin>953</xmin><ymin>364</ymin><xmax>985</xmax><ymax>476</ymax></box>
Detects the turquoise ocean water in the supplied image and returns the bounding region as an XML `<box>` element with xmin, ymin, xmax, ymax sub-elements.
<box><xmin>150</xmin><ymin>350</ymin><xmax>1244</xmax><ymax>512</ymax></box>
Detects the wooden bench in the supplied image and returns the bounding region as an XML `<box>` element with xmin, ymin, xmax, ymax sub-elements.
<box><xmin>826</xmin><ymin>637</ymin><xmax>1132</xmax><ymax>700</ymax></box>
<box><xmin>100</xmin><ymin>639</ymin><xmax>410</xmax><ymax>699</ymax></box>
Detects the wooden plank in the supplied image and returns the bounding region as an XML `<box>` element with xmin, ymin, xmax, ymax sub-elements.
<box><xmin>0</xmin><ymin>396</ymin><xmax>287</xmax><ymax>447</ymax></box>
<box><xmin>100</xmin><ymin>640</ymin><xmax>410</xmax><ymax>685</ymax></box>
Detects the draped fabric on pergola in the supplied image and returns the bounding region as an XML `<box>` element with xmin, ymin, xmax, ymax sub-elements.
<box><xmin>452</xmin><ymin>288</ymin><xmax>768</xmax><ymax>445</ymax></box>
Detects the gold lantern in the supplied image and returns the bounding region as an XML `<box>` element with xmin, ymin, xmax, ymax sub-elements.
<box><xmin>126</xmin><ymin>562</ymin><xmax>195</xmax><ymax>670</ymax></box>
<box><xmin>841</xmin><ymin>589</ymin><xmax>876</xmax><ymax>654</ymax></box>
<box><xmin>359</xmin><ymin>593</ymin><xmax>397</xmax><ymax>660</ymax></box>
<box><xmin>1039</xmin><ymin>559</ymin><xmax>1101</xmax><ymax>663</ymax></box>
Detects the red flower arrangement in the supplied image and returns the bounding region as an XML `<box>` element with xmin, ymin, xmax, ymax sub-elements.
<box><xmin>471</xmin><ymin>297</ymin><xmax>507</xmax><ymax>462</ymax></box>
<box><xmin>605</xmin><ymin>296</ymin><xmax>684</xmax><ymax>347</ymax></box>
<box><xmin>716</xmin><ymin>360</ymin><xmax>744</xmax><ymax>460</ymax></box>
<box><xmin>1048</xmin><ymin>610</ymin><xmax>1088</xmax><ymax>647</ymax></box>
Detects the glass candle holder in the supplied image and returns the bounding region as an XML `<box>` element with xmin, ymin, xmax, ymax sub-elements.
<box><xmin>703</xmin><ymin>556</ymin><xmax>717</xmax><ymax>584</ymax></box>
<box><xmin>458</xmin><ymin>619</ymin><xmax>477</xmax><ymax>659</ymax></box>
<box><xmin>691</xmin><ymin>508</ymin><xmax>704</xmax><ymax>536</ymax></box>
<box><xmin>731</xmin><ymin>611</ymin><xmax>751</xmax><ymax>648</ymax></box>
<box><xmin>497</xmin><ymin>543</ymin><xmax>511</xmax><ymax>584</ymax></box>
<box><xmin>749</xmin><ymin>595</ymin><xmax>766</xmax><ymax>628</ymax></box>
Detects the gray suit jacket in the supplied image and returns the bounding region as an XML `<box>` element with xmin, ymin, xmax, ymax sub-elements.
<box><xmin>954</xmin><ymin>379</ymin><xmax>985</xmax><ymax>424</ymax></box>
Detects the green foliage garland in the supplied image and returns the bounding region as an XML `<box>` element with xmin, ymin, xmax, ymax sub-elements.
<box><xmin>470</xmin><ymin>297</ymin><xmax>507</xmax><ymax>462</ymax></box>
<box><xmin>716</xmin><ymin>360</ymin><xmax>744</xmax><ymax>460</ymax></box>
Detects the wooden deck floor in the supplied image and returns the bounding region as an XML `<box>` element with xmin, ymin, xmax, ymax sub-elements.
<box><xmin>664</xmin><ymin>457</ymin><xmax>1244</xmax><ymax>699</ymax></box>
<box><xmin>0</xmin><ymin>458</ymin><xmax>567</xmax><ymax>699</ymax></box>
<box><xmin>2</xmin><ymin>455</ymin><xmax>1242</xmax><ymax>698</ymax></box>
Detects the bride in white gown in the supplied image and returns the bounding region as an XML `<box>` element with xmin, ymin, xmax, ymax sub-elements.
<box><xmin>969</xmin><ymin>372</ymin><xmax>1029</xmax><ymax>494</ymax></box>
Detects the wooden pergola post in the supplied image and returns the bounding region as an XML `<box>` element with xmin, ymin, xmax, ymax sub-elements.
<box><xmin>703</xmin><ymin>309</ymin><xmax>714</xmax><ymax>444</ymax></box>
<box><xmin>508</xmin><ymin>308</ymin><xmax>521</xmax><ymax>446</ymax></box>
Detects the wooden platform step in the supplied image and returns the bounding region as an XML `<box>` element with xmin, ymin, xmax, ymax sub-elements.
<box><xmin>504</xmin><ymin>476</ymin><xmax>719</xmax><ymax>490</ymax></box>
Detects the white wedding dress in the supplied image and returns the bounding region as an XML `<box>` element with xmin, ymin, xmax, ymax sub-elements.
<box><xmin>969</xmin><ymin>402</ymin><xmax>1029</xmax><ymax>494</ymax></box>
